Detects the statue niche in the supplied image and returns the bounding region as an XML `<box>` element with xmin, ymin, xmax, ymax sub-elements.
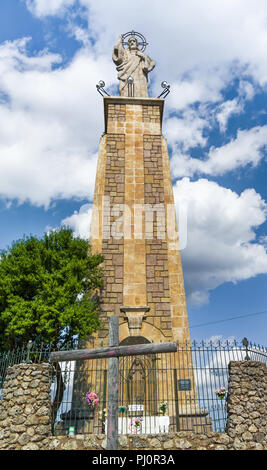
<box><xmin>119</xmin><ymin>336</ymin><xmax>158</xmax><ymax>416</ymax></box>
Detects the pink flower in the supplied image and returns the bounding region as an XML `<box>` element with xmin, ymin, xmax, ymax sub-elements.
<box><xmin>129</xmin><ymin>417</ymin><xmax>143</xmax><ymax>433</ymax></box>
<box><xmin>85</xmin><ymin>392</ymin><xmax>99</xmax><ymax>407</ymax></box>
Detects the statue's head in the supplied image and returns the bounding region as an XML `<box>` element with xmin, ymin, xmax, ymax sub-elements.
<box><xmin>128</xmin><ymin>36</ymin><xmax>139</xmax><ymax>51</ymax></box>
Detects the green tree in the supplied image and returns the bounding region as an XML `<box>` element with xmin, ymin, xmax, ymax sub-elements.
<box><xmin>0</xmin><ymin>227</ymin><xmax>103</xmax><ymax>350</ymax></box>
<box><xmin>0</xmin><ymin>227</ymin><xmax>104</xmax><ymax>424</ymax></box>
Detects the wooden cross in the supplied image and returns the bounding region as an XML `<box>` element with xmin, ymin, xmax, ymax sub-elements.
<box><xmin>50</xmin><ymin>316</ymin><xmax>177</xmax><ymax>450</ymax></box>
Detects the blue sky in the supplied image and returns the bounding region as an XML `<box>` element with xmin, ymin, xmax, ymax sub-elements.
<box><xmin>0</xmin><ymin>0</ymin><xmax>267</xmax><ymax>346</ymax></box>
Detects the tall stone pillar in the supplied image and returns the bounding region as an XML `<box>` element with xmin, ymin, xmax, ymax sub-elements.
<box><xmin>90</xmin><ymin>96</ymin><xmax>190</xmax><ymax>348</ymax></box>
<box><xmin>82</xmin><ymin>31</ymin><xmax>210</xmax><ymax>433</ymax></box>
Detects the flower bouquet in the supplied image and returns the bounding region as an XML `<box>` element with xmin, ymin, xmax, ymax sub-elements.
<box><xmin>215</xmin><ymin>387</ymin><xmax>226</xmax><ymax>399</ymax></box>
<box><xmin>85</xmin><ymin>391</ymin><xmax>99</xmax><ymax>408</ymax></box>
<box><xmin>129</xmin><ymin>417</ymin><xmax>143</xmax><ymax>434</ymax></box>
<box><xmin>159</xmin><ymin>400</ymin><xmax>168</xmax><ymax>416</ymax></box>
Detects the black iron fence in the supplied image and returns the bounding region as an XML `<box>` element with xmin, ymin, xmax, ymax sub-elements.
<box><xmin>0</xmin><ymin>339</ymin><xmax>266</xmax><ymax>436</ymax></box>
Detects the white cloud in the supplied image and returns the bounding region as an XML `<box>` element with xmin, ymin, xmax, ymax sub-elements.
<box><xmin>164</xmin><ymin>79</ymin><xmax>257</xmax><ymax>164</ymax></box>
<box><xmin>216</xmin><ymin>80</ymin><xmax>256</xmax><ymax>132</ymax></box>
<box><xmin>174</xmin><ymin>178</ymin><xmax>267</xmax><ymax>304</ymax></box>
<box><xmin>25</xmin><ymin>0</ymin><xmax>76</xmax><ymax>17</ymax></box>
<box><xmin>164</xmin><ymin>108</ymin><xmax>209</xmax><ymax>151</ymax></box>
<box><xmin>216</xmin><ymin>98</ymin><xmax>243</xmax><ymax>133</ymax></box>
<box><xmin>0</xmin><ymin>38</ymin><xmax>115</xmax><ymax>207</ymax></box>
<box><xmin>61</xmin><ymin>203</ymin><xmax>92</xmax><ymax>239</ymax></box>
<box><xmin>171</xmin><ymin>125</ymin><xmax>267</xmax><ymax>178</ymax></box>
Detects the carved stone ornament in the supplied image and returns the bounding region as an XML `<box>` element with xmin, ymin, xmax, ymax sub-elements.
<box><xmin>120</xmin><ymin>306</ymin><xmax>150</xmax><ymax>336</ymax></box>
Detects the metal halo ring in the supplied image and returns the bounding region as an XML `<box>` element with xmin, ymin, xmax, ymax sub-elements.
<box><xmin>121</xmin><ymin>30</ymin><xmax>148</xmax><ymax>52</ymax></box>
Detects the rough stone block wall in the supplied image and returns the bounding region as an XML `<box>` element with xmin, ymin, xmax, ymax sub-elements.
<box><xmin>99</xmin><ymin>132</ymin><xmax>125</xmax><ymax>339</ymax></box>
<box><xmin>143</xmin><ymin>134</ymin><xmax>172</xmax><ymax>337</ymax></box>
<box><xmin>45</xmin><ymin>431</ymin><xmax>240</xmax><ymax>450</ymax></box>
<box><xmin>0</xmin><ymin>360</ymin><xmax>266</xmax><ymax>450</ymax></box>
<box><xmin>0</xmin><ymin>363</ymin><xmax>53</xmax><ymax>450</ymax></box>
<box><xmin>226</xmin><ymin>361</ymin><xmax>267</xmax><ymax>449</ymax></box>
<box><xmin>142</xmin><ymin>104</ymin><xmax>161</xmax><ymax>124</ymax></box>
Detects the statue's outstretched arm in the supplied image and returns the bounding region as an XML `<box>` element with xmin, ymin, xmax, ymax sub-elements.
<box><xmin>112</xmin><ymin>35</ymin><xmax>124</xmax><ymax>65</ymax></box>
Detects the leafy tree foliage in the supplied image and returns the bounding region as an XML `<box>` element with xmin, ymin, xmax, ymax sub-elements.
<box><xmin>0</xmin><ymin>227</ymin><xmax>103</xmax><ymax>350</ymax></box>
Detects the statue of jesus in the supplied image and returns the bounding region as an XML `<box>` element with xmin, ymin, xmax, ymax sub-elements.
<box><xmin>112</xmin><ymin>34</ymin><xmax>155</xmax><ymax>98</ymax></box>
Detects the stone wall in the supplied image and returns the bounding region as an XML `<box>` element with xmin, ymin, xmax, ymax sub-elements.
<box><xmin>0</xmin><ymin>363</ymin><xmax>53</xmax><ymax>450</ymax></box>
<box><xmin>226</xmin><ymin>361</ymin><xmax>266</xmax><ymax>449</ymax></box>
<box><xmin>45</xmin><ymin>431</ymin><xmax>241</xmax><ymax>450</ymax></box>
<box><xmin>144</xmin><ymin>134</ymin><xmax>172</xmax><ymax>338</ymax></box>
<box><xmin>100</xmin><ymin>131</ymin><xmax>125</xmax><ymax>334</ymax></box>
<box><xmin>0</xmin><ymin>360</ymin><xmax>266</xmax><ymax>450</ymax></box>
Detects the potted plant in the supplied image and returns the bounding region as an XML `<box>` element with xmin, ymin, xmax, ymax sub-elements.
<box><xmin>159</xmin><ymin>400</ymin><xmax>168</xmax><ymax>416</ymax></box>
<box><xmin>119</xmin><ymin>405</ymin><xmax>127</xmax><ymax>413</ymax></box>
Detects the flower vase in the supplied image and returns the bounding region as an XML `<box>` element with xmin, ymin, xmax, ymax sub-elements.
<box><xmin>135</xmin><ymin>425</ymin><xmax>141</xmax><ymax>434</ymax></box>
<box><xmin>88</xmin><ymin>406</ymin><xmax>95</xmax><ymax>416</ymax></box>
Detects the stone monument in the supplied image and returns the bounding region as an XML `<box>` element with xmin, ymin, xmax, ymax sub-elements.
<box><xmin>90</xmin><ymin>31</ymin><xmax>190</xmax><ymax>346</ymax></box>
<box><xmin>72</xmin><ymin>31</ymin><xmax>210</xmax><ymax>434</ymax></box>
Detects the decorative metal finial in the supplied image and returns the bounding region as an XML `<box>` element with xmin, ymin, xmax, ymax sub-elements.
<box><xmin>242</xmin><ymin>337</ymin><xmax>250</xmax><ymax>361</ymax></box>
<box><xmin>127</xmin><ymin>76</ymin><xmax>134</xmax><ymax>97</ymax></box>
<box><xmin>157</xmin><ymin>81</ymin><xmax>171</xmax><ymax>99</ymax></box>
<box><xmin>26</xmin><ymin>340</ymin><xmax>33</xmax><ymax>363</ymax></box>
<box><xmin>96</xmin><ymin>80</ymin><xmax>110</xmax><ymax>97</ymax></box>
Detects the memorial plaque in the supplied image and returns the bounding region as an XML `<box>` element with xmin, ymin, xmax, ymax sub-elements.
<box><xmin>128</xmin><ymin>404</ymin><xmax>144</xmax><ymax>412</ymax></box>
<box><xmin>178</xmin><ymin>379</ymin><xmax>191</xmax><ymax>391</ymax></box>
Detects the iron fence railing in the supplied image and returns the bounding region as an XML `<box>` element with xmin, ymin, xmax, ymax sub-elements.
<box><xmin>0</xmin><ymin>339</ymin><xmax>266</xmax><ymax>436</ymax></box>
